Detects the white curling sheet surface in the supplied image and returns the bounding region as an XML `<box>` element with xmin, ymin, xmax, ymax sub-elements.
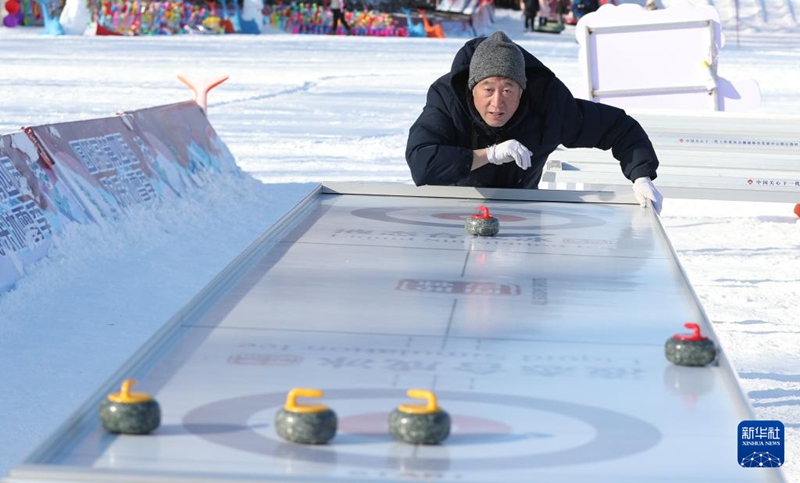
<box><xmin>28</xmin><ymin>193</ymin><xmax>780</xmax><ymax>482</ymax></box>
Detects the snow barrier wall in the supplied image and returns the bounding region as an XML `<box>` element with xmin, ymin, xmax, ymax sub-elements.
<box><xmin>0</xmin><ymin>100</ymin><xmax>240</xmax><ymax>294</ymax></box>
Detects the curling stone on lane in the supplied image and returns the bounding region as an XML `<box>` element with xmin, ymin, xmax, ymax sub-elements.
<box><xmin>465</xmin><ymin>205</ymin><xmax>499</xmax><ymax>237</ymax></box>
<box><xmin>389</xmin><ymin>389</ymin><xmax>450</xmax><ymax>445</ymax></box>
<box><xmin>665</xmin><ymin>322</ymin><xmax>718</xmax><ymax>367</ymax></box>
<box><xmin>99</xmin><ymin>379</ymin><xmax>161</xmax><ymax>435</ymax></box>
<box><xmin>275</xmin><ymin>388</ymin><xmax>337</xmax><ymax>444</ymax></box>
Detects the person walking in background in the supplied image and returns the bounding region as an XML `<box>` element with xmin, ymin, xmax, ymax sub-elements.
<box><xmin>405</xmin><ymin>31</ymin><xmax>663</xmax><ymax>213</ymax></box>
<box><xmin>329</xmin><ymin>0</ymin><xmax>353</xmax><ymax>35</ymax></box>
<box><xmin>520</xmin><ymin>0</ymin><xmax>540</xmax><ymax>31</ymax></box>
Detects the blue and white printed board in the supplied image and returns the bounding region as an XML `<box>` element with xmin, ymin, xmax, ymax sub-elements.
<box><xmin>25</xmin><ymin>116</ymin><xmax>179</xmax><ymax>221</ymax></box>
<box><xmin>24</xmin><ymin>101</ymin><xmax>240</xmax><ymax>223</ymax></box>
<box><xmin>3</xmin><ymin>183</ymin><xmax>785</xmax><ymax>482</ymax></box>
<box><xmin>1</xmin><ymin>101</ymin><xmax>242</xmax><ymax>295</ymax></box>
<box><xmin>120</xmin><ymin>101</ymin><xmax>241</xmax><ymax>190</ymax></box>
<box><xmin>0</xmin><ymin>131</ymin><xmax>90</xmax><ymax>292</ymax></box>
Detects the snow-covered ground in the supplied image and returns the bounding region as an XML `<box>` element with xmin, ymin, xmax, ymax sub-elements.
<box><xmin>0</xmin><ymin>3</ymin><xmax>798</xmax><ymax>480</ymax></box>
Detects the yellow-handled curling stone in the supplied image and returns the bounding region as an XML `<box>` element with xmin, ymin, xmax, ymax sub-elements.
<box><xmin>99</xmin><ymin>379</ymin><xmax>161</xmax><ymax>434</ymax></box>
<box><xmin>465</xmin><ymin>205</ymin><xmax>499</xmax><ymax>236</ymax></box>
<box><xmin>389</xmin><ymin>389</ymin><xmax>450</xmax><ymax>445</ymax></box>
<box><xmin>275</xmin><ymin>388</ymin><xmax>337</xmax><ymax>444</ymax></box>
<box><xmin>665</xmin><ymin>322</ymin><xmax>717</xmax><ymax>367</ymax></box>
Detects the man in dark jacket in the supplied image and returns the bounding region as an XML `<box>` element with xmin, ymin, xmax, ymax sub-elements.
<box><xmin>405</xmin><ymin>31</ymin><xmax>663</xmax><ymax>213</ymax></box>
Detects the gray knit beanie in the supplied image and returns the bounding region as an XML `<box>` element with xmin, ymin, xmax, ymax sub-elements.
<box><xmin>468</xmin><ymin>31</ymin><xmax>527</xmax><ymax>90</ymax></box>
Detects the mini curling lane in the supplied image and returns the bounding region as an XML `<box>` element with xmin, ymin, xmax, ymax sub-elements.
<box><xmin>4</xmin><ymin>183</ymin><xmax>785</xmax><ymax>483</ymax></box>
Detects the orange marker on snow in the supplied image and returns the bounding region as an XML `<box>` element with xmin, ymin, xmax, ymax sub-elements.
<box><xmin>177</xmin><ymin>75</ymin><xmax>229</xmax><ymax>115</ymax></box>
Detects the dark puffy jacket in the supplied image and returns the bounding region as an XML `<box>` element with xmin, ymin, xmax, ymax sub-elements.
<box><xmin>405</xmin><ymin>36</ymin><xmax>659</xmax><ymax>189</ymax></box>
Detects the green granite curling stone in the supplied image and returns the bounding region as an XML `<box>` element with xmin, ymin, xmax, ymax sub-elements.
<box><xmin>389</xmin><ymin>389</ymin><xmax>450</xmax><ymax>445</ymax></box>
<box><xmin>99</xmin><ymin>379</ymin><xmax>161</xmax><ymax>435</ymax></box>
<box><xmin>665</xmin><ymin>322</ymin><xmax>717</xmax><ymax>367</ymax></box>
<box><xmin>275</xmin><ymin>388</ymin><xmax>337</xmax><ymax>445</ymax></box>
<box><xmin>465</xmin><ymin>205</ymin><xmax>499</xmax><ymax>236</ymax></box>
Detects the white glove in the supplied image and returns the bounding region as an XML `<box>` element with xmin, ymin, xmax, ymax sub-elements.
<box><xmin>632</xmin><ymin>177</ymin><xmax>663</xmax><ymax>214</ymax></box>
<box><xmin>486</xmin><ymin>140</ymin><xmax>532</xmax><ymax>170</ymax></box>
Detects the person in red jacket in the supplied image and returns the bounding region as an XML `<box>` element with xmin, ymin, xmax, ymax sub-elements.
<box><xmin>405</xmin><ymin>31</ymin><xmax>663</xmax><ymax>213</ymax></box>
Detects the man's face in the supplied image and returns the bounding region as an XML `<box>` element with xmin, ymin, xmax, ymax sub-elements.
<box><xmin>472</xmin><ymin>77</ymin><xmax>523</xmax><ymax>128</ymax></box>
